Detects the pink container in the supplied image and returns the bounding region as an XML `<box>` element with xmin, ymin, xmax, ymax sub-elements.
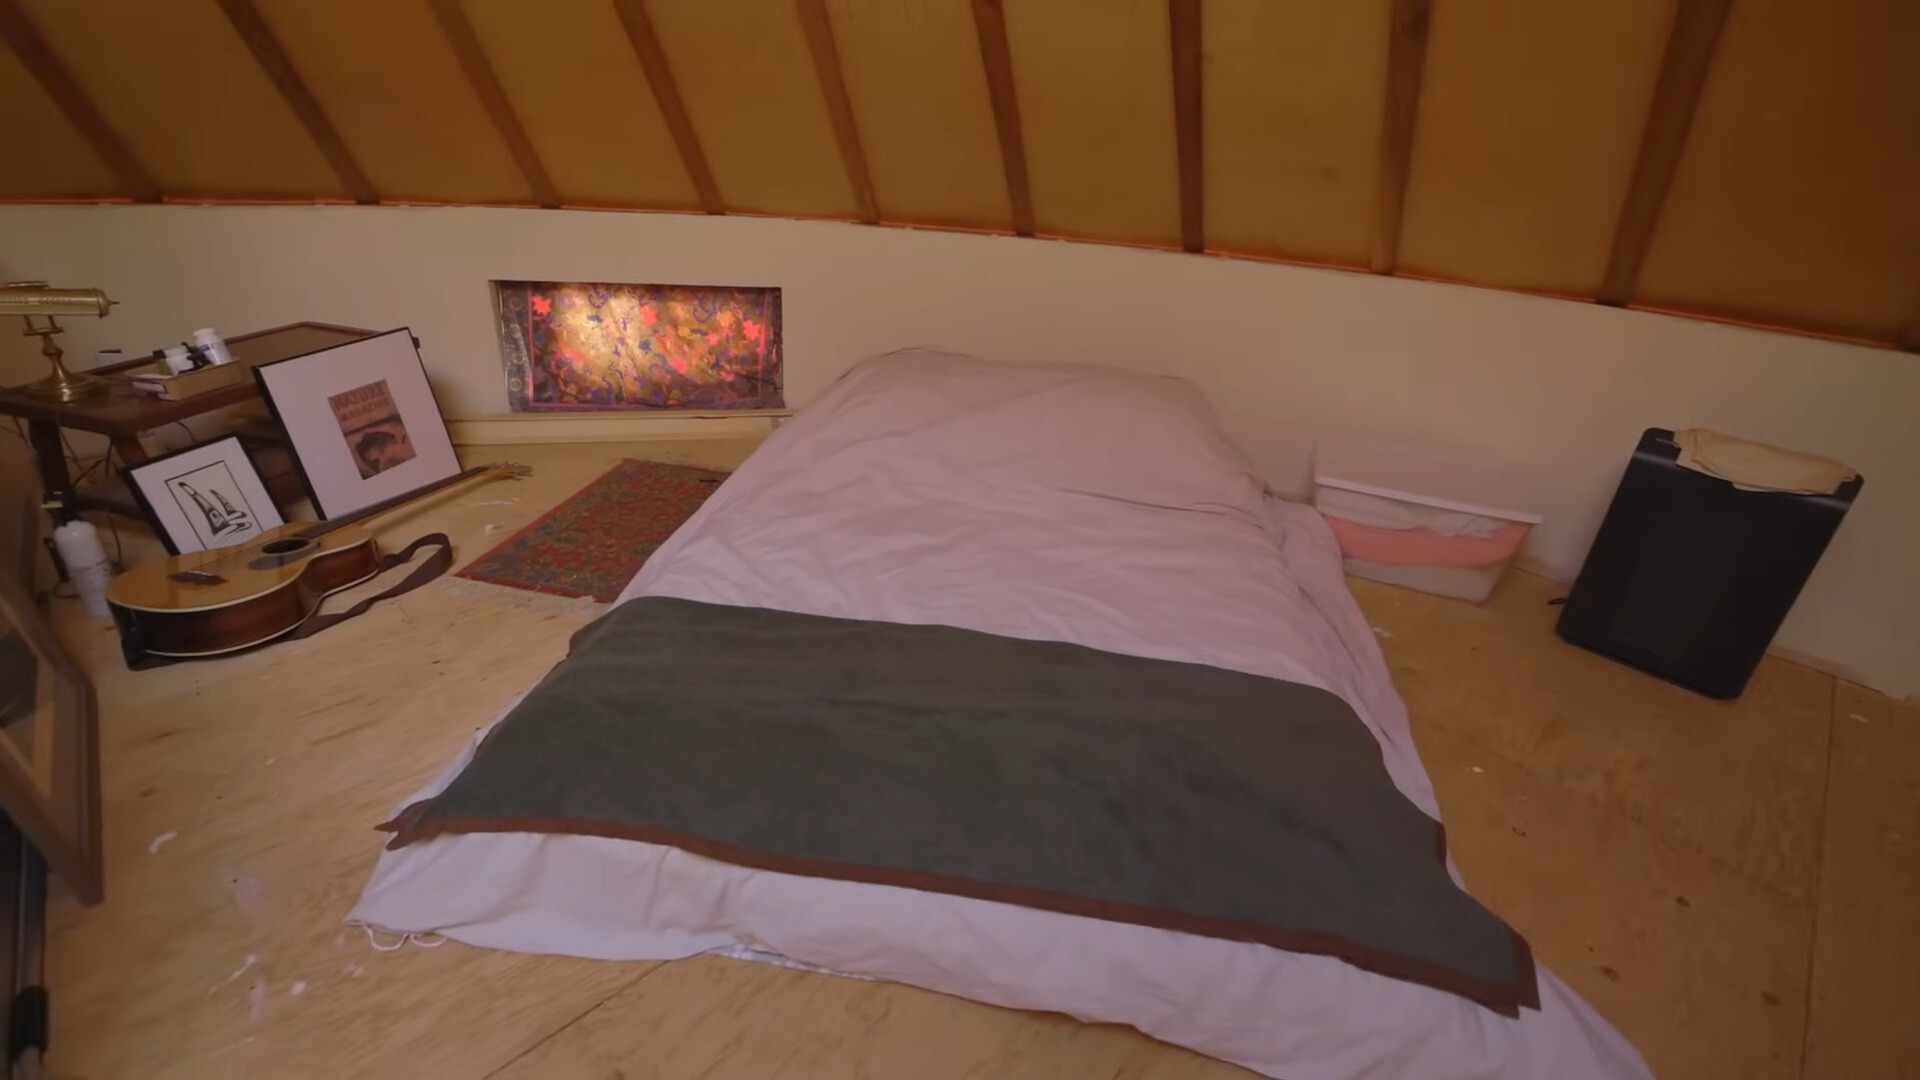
<box><xmin>1313</xmin><ymin>438</ymin><xmax>1545</xmax><ymax>603</ymax></box>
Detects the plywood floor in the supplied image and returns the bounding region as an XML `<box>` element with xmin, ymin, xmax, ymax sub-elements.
<box><xmin>36</xmin><ymin>438</ymin><xmax>1919</xmax><ymax>1080</ymax></box>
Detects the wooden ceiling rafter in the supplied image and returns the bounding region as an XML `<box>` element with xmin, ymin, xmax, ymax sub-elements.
<box><xmin>1169</xmin><ymin>0</ymin><xmax>1203</xmax><ymax>254</ymax></box>
<box><xmin>0</xmin><ymin>0</ymin><xmax>159</xmax><ymax>203</ymax></box>
<box><xmin>796</xmin><ymin>0</ymin><xmax>879</xmax><ymax>225</ymax></box>
<box><xmin>1598</xmin><ymin>0</ymin><xmax>1733</xmax><ymax>306</ymax></box>
<box><xmin>614</xmin><ymin>0</ymin><xmax>724</xmax><ymax>215</ymax></box>
<box><xmin>1370</xmin><ymin>0</ymin><xmax>1431</xmax><ymax>274</ymax></box>
<box><xmin>216</xmin><ymin>0</ymin><xmax>377</xmax><ymax>205</ymax></box>
<box><xmin>970</xmin><ymin>0</ymin><xmax>1035</xmax><ymax>237</ymax></box>
<box><xmin>430</xmin><ymin>0</ymin><xmax>559</xmax><ymax>210</ymax></box>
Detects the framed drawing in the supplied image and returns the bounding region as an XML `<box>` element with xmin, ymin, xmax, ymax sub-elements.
<box><xmin>123</xmin><ymin>436</ymin><xmax>286</xmax><ymax>556</ymax></box>
<box><xmin>492</xmin><ymin>280</ymin><xmax>783</xmax><ymax>412</ymax></box>
<box><xmin>253</xmin><ymin>328</ymin><xmax>461</xmax><ymax>520</ymax></box>
<box><xmin>0</xmin><ymin>570</ymin><xmax>102</xmax><ymax>903</ymax></box>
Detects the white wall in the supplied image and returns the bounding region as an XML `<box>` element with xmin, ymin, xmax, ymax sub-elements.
<box><xmin>3</xmin><ymin>205</ymin><xmax>1914</xmax><ymax>696</ymax></box>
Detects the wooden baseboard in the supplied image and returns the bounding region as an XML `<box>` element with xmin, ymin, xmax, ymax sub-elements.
<box><xmin>445</xmin><ymin>411</ymin><xmax>789</xmax><ymax>446</ymax></box>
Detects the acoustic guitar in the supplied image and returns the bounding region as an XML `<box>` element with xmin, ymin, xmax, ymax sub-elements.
<box><xmin>107</xmin><ymin>462</ymin><xmax>528</xmax><ymax>658</ymax></box>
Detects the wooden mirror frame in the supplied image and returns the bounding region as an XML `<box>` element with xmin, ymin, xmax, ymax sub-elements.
<box><xmin>0</xmin><ymin>513</ymin><xmax>102</xmax><ymax>905</ymax></box>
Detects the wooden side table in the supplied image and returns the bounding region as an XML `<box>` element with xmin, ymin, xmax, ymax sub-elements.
<box><xmin>0</xmin><ymin>322</ymin><xmax>373</xmax><ymax>522</ymax></box>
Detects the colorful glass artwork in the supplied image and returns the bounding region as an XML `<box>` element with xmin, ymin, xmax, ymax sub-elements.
<box><xmin>493</xmin><ymin>281</ymin><xmax>783</xmax><ymax>411</ymax></box>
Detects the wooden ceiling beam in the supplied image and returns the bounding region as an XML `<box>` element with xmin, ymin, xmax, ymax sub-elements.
<box><xmin>217</xmin><ymin>0</ymin><xmax>378</xmax><ymax>205</ymax></box>
<box><xmin>0</xmin><ymin>0</ymin><xmax>159</xmax><ymax>202</ymax></box>
<box><xmin>1598</xmin><ymin>0</ymin><xmax>1732</xmax><ymax>306</ymax></box>
<box><xmin>970</xmin><ymin>0</ymin><xmax>1035</xmax><ymax>237</ymax></box>
<box><xmin>615</xmin><ymin>0</ymin><xmax>723</xmax><ymax>215</ymax></box>
<box><xmin>431</xmin><ymin>0</ymin><xmax>559</xmax><ymax>209</ymax></box>
<box><xmin>1370</xmin><ymin>0</ymin><xmax>1431</xmax><ymax>274</ymax></box>
<box><xmin>796</xmin><ymin>0</ymin><xmax>878</xmax><ymax>224</ymax></box>
<box><xmin>1169</xmin><ymin>0</ymin><xmax>1203</xmax><ymax>253</ymax></box>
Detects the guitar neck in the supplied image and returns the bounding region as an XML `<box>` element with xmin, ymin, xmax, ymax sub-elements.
<box><xmin>299</xmin><ymin>465</ymin><xmax>495</xmax><ymax>538</ymax></box>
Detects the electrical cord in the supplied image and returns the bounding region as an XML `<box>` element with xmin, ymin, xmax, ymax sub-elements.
<box><xmin>104</xmin><ymin>511</ymin><xmax>125</xmax><ymax>571</ymax></box>
<box><xmin>60</xmin><ymin>431</ymin><xmax>111</xmax><ymax>488</ymax></box>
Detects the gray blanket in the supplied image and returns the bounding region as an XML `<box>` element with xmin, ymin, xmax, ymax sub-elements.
<box><xmin>381</xmin><ymin>596</ymin><xmax>1537</xmax><ymax>1014</ymax></box>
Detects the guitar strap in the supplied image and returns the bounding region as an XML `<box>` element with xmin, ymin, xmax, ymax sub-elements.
<box><xmin>284</xmin><ymin>532</ymin><xmax>453</xmax><ymax>640</ymax></box>
<box><xmin>122</xmin><ymin>533</ymin><xmax>454</xmax><ymax>670</ymax></box>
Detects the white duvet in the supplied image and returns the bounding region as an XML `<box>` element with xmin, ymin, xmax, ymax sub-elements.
<box><xmin>351</xmin><ymin>351</ymin><xmax>1651</xmax><ymax>1079</ymax></box>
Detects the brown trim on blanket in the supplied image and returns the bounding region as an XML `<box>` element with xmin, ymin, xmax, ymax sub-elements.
<box><xmin>379</xmin><ymin>804</ymin><xmax>1540</xmax><ymax>1015</ymax></box>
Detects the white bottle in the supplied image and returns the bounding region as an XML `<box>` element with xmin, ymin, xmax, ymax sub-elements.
<box><xmin>192</xmin><ymin>327</ymin><xmax>234</xmax><ymax>366</ymax></box>
<box><xmin>162</xmin><ymin>345</ymin><xmax>195</xmax><ymax>374</ymax></box>
<box><xmin>53</xmin><ymin>518</ymin><xmax>113</xmax><ymax>618</ymax></box>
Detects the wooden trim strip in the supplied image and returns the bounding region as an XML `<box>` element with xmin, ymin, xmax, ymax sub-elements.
<box><xmin>430</xmin><ymin>0</ymin><xmax>559</xmax><ymax>209</ymax></box>
<box><xmin>216</xmin><ymin>0</ymin><xmax>378</xmax><ymax>205</ymax></box>
<box><xmin>1169</xmin><ymin>0</ymin><xmax>1203</xmax><ymax>253</ymax></box>
<box><xmin>970</xmin><ymin>0</ymin><xmax>1035</xmax><ymax>237</ymax></box>
<box><xmin>614</xmin><ymin>0</ymin><xmax>723</xmax><ymax>215</ymax></box>
<box><xmin>0</xmin><ymin>0</ymin><xmax>159</xmax><ymax>202</ymax></box>
<box><xmin>1597</xmin><ymin>0</ymin><xmax>1732</xmax><ymax>305</ymax></box>
<box><xmin>796</xmin><ymin>0</ymin><xmax>878</xmax><ymax>224</ymax></box>
<box><xmin>1370</xmin><ymin>0</ymin><xmax>1431</xmax><ymax>273</ymax></box>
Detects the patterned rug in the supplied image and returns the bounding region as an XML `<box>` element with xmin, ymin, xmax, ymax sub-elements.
<box><xmin>456</xmin><ymin>459</ymin><xmax>728</xmax><ymax>603</ymax></box>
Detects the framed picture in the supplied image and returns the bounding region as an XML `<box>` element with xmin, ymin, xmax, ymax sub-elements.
<box><xmin>253</xmin><ymin>327</ymin><xmax>461</xmax><ymax>520</ymax></box>
<box><xmin>0</xmin><ymin>570</ymin><xmax>102</xmax><ymax>903</ymax></box>
<box><xmin>124</xmin><ymin>435</ymin><xmax>286</xmax><ymax>556</ymax></box>
<box><xmin>492</xmin><ymin>280</ymin><xmax>783</xmax><ymax>412</ymax></box>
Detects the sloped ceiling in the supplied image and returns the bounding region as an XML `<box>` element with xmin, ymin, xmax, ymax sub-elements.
<box><xmin>2</xmin><ymin>0</ymin><xmax>1915</xmax><ymax>349</ymax></box>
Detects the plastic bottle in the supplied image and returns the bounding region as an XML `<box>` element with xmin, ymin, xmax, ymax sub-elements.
<box><xmin>52</xmin><ymin>518</ymin><xmax>113</xmax><ymax>618</ymax></box>
<box><xmin>162</xmin><ymin>345</ymin><xmax>195</xmax><ymax>374</ymax></box>
<box><xmin>192</xmin><ymin>327</ymin><xmax>234</xmax><ymax>366</ymax></box>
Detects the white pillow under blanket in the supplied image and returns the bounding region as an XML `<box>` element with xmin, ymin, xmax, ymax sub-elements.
<box><xmin>813</xmin><ymin>349</ymin><xmax>1269</xmax><ymax>517</ymax></box>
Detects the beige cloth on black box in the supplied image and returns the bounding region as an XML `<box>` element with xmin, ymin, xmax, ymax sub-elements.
<box><xmin>1672</xmin><ymin>429</ymin><xmax>1856</xmax><ymax>495</ymax></box>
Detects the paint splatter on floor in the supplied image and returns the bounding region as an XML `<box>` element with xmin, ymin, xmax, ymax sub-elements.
<box><xmin>208</xmin><ymin>1035</ymin><xmax>257</xmax><ymax>1061</ymax></box>
<box><xmin>226</xmin><ymin>955</ymin><xmax>259</xmax><ymax>984</ymax></box>
<box><xmin>148</xmin><ymin>831</ymin><xmax>179</xmax><ymax>854</ymax></box>
<box><xmin>227</xmin><ymin>876</ymin><xmax>265</xmax><ymax>920</ymax></box>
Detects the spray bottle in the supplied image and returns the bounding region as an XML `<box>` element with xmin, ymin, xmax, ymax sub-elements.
<box><xmin>46</xmin><ymin>503</ymin><xmax>113</xmax><ymax>618</ymax></box>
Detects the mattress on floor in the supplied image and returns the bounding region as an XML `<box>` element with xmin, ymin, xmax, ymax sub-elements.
<box><xmin>350</xmin><ymin>350</ymin><xmax>1651</xmax><ymax>1080</ymax></box>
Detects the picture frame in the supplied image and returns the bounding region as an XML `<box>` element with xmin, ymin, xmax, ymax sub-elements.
<box><xmin>0</xmin><ymin>569</ymin><xmax>102</xmax><ymax>903</ymax></box>
<box><xmin>123</xmin><ymin>435</ymin><xmax>287</xmax><ymax>556</ymax></box>
<box><xmin>491</xmin><ymin>280</ymin><xmax>783</xmax><ymax>412</ymax></box>
<box><xmin>252</xmin><ymin>327</ymin><xmax>461</xmax><ymax>520</ymax></box>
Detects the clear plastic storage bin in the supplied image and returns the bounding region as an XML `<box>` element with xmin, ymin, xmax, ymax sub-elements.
<box><xmin>1313</xmin><ymin>438</ymin><xmax>1546</xmax><ymax>603</ymax></box>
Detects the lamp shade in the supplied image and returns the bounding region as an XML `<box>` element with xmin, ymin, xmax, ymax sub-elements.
<box><xmin>0</xmin><ymin>285</ymin><xmax>113</xmax><ymax>318</ymax></box>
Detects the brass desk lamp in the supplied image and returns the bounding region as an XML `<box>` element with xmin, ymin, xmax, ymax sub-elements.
<box><xmin>0</xmin><ymin>281</ymin><xmax>116</xmax><ymax>402</ymax></box>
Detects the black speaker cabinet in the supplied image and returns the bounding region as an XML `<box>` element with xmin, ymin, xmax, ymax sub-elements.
<box><xmin>1556</xmin><ymin>428</ymin><xmax>1862</xmax><ymax>700</ymax></box>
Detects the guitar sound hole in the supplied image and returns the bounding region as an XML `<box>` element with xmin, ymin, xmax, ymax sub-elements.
<box><xmin>249</xmin><ymin>536</ymin><xmax>317</xmax><ymax>571</ymax></box>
